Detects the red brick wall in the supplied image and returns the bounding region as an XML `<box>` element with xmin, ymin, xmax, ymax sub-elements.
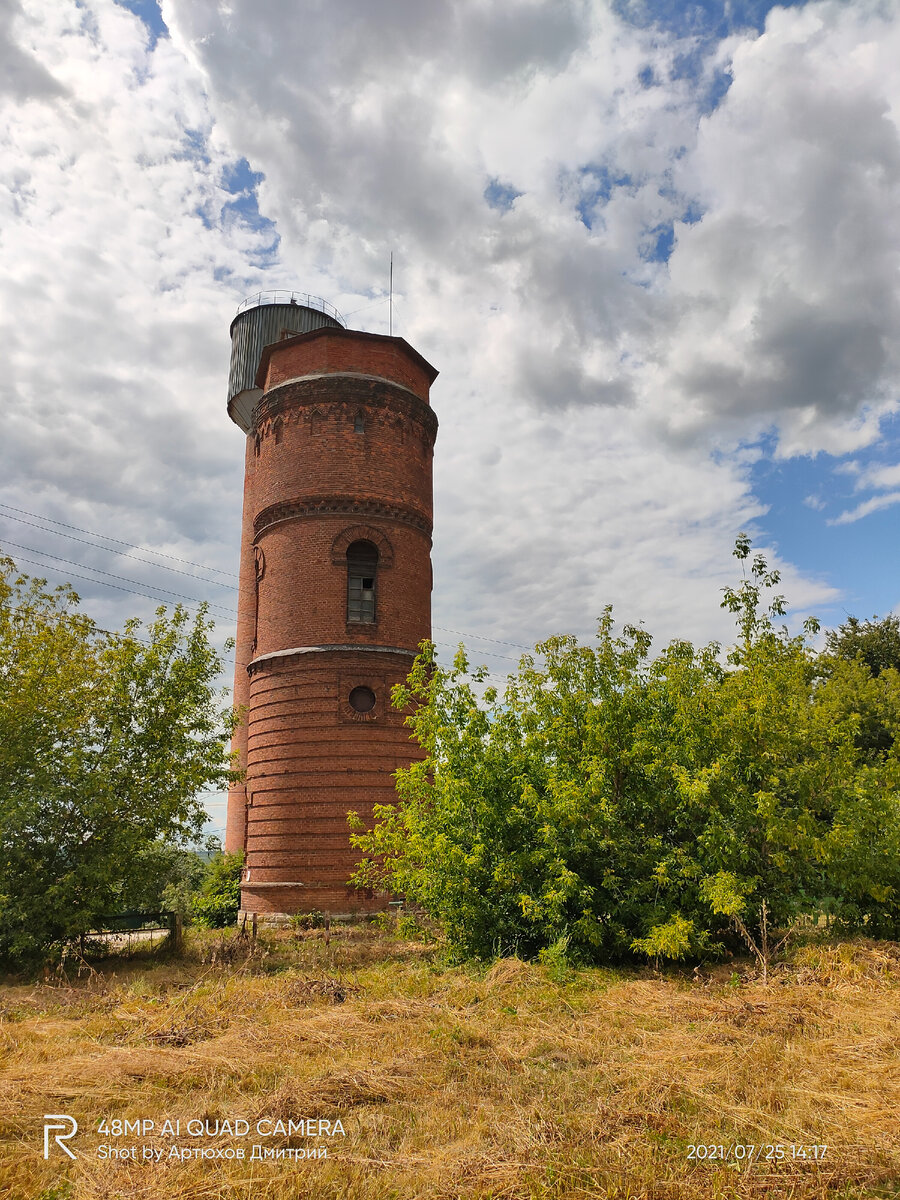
<box><xmin>223</xmin><ymin>328</ymin><xmax>437</xmax><ymax>916</ymax></box>
<box><xmin>224</xmin><ymin>433</ymin><xmax>257</xmax><ymax>854</ymax></box>
<box><xmin>241</xmin><ymin>648</ymin><xmax>418</xmax><ymax>915</ymax></box>
<box><xmin>258</xmin><ymin>327</ymin><xmax>436</xmax><ymax>401</ymax></box>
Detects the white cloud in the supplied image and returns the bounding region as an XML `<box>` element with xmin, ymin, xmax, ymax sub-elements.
<box><xmin>655</xmin><ymin>1</ymin><xmax>900</xmax><ymax>452</ymax></box>
<box><xmin>0</xmin><ymin>0</ymin><xmax>66</xmax><ymax>100</ymax></box>
<box><xmin>855</xmin><ymin>461</ymin><xmax>900</xmax><ymax>492</ymax></box>
<box><xmin>164</xmin><ymin>0</ymin><xmax>900</xmax><ymax>461</ymax></box>
<box><xmin>1</xmin><ymin>0</ymin><xmax>884</xmax><ymax>666</ymax></box>
<box><xmin>830</xmin><ymin>491</ymin><xmax>900</xmax><ymax>525</ymax></box>
<box><xmin>0</xmin><ymin>0</ymin><xmax>283</xmax><ymax>630</ymax></box>
<box><xmin>829</xmin><ymin>455</ymin><xmax>900</xmax><ymax>524</ymax></box>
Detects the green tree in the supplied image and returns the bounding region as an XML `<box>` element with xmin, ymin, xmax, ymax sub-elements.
<box><xmin>190</xmin><ymin>851</ymin><xmax>244</xmax><ymax>928</ymax></box>
<box><xmin>351</xmin><ymin>538</ymin><xmax>900</xmax><ymax>963</ymax></box>
<box><xmin>0</xmin><ymin>559</ymin><xmax>238</xmax><ymax>967</ymax></box>
<box><xmin>825</xmin><ymin>614</ymin><xmax>900</xmax><ymax>677</ymax></box>
<box><xmin>822</xmin><ymin>615</ymin><xmax>900</xmax><ymax>759</ymax></box>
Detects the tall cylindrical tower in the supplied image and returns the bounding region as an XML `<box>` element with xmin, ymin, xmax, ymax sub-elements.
<box><xmin>223</xmin><ymin>291</ymin><xmax>438</xmax><ymax>918</ymax></box>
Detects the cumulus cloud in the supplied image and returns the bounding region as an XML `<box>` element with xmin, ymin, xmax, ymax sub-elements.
<box><xmin>0</xmin><ymin>0</ymin><xmax>66</xmax><ymax>99</ymax></box>
<box><xmin>0</xmin><ymin>0</ymin><xmax>881</xmax><ymax>671</ymax></box>
<box><xmin>658</xmin><ymin>1</ymin><xmax>900</xmax><ymax>452</ymax></box>
<box><xmin>0</xmin><ymin>0</ymin><xmax>275</xmax><ymax>637</ymax></box>
<box><xmin>165</xmin><ymin>0</ymin><xmax>900</xmax><ymax>462</ymax></box>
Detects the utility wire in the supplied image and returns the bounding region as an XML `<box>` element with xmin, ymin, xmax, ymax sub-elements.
<box><xmin>0</xmin><ymin>509</ymin><xmax>238</xmax><ymax>589</ymax></box>
<box><xmin>434</xmin><ymin>624</ymin><xmax>531</xmax><ymax>651</ymax></box>
<box><xmin>0</xmin><ymin>502</ymin><xmax>238</xmax><ymax>579</ymax></box>
<box><xmin>0</xmin><ymin>542</ymin><xmax>235</xmax><ymax>618</ymax></box>
<box><xmin>1</xmin><ymin>508</ymin><xmax>541</xmax><ymax>658</ymax></box>
<box><xmin>341</xmin><ymin>296</ymin><xmax>390</xmax><ymax>320</ymax></box>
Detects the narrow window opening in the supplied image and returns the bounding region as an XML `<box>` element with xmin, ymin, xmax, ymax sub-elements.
<box><xmin>274</xmin><ymin>418</ymin><xmax>283</xmax><ymax>444</ymax></box>
<box><xmin>354</xmin><ymin>411</ymin><xmax>365</xmax><ymax>434</ymax></box>
<box><xmin>347</xmin><ymin>539</ymin><xmax>378</xmax><ymax>623</ymax></box>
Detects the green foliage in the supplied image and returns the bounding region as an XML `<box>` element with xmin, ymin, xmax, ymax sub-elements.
<box><xmin>699</xmin><ymin>871</ymin><xmax>751</xmax><ymax>918</ymax></box>
<box><xmin>538</xmin><ymin>934</ymin><xmax>573</xmax><ymax>982</ymax></box>
<box><xmin>825</xmin><ymin>613</ymin><xmax>900</xmax><ymax>677</ymax></box>
<box><xmin>157</xmin><ymin>844</ymin><xmax>215</xmax><ymax>920</ymax></box>
<box><xmin>0</xmin><ymin>560</ymin><xmax>239</xmax><ymax>966</ymax></box>
<box><xmin>290</xmin><ymin>910</ymin><xmax>329</xmax><ymax>931</ymax></box>
<box><xmin>395</xmin><ymin>912</ymin><xmax>433</xmax><ymax>941</ymax></box>
<box><xmin>367</xmin><ymin>911</ymin><xmax>395</xmax><ymax>934</ymax></box>
<box><xmin>631</xmin><ymin>914</ymin><xmax>695</xmax><ymax>962</ymax></box>
<box><xmin>351</xmin><ymin>537</ymin><xmax>900</xmax><ymax>964</ymax></box>
<box><xmin>190</xmin><ymin>852</ymin><xmax>244</xmax><ymax>928</ymax></box>
<box><xmin>823</xmin><ymin>615</ymin><xmax>900</xmax><ymax>759</ymax></box>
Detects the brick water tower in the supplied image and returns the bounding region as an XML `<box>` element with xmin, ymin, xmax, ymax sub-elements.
<box><xmin>223</xmin><ymin>291</ymin><xmax>438</xmax><ymax>918</ymax></box>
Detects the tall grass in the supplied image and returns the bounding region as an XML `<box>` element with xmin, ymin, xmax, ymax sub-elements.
<box><xmin>1</xmin><ymin>927</ymin><xmax>899</xmax><ymax>1199</ymax></box>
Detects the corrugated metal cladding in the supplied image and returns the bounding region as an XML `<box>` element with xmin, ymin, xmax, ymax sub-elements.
<box><xmin>228</xmin><ymin>303</ymin><xmax>343</xmax><ymax>408</ymax></box>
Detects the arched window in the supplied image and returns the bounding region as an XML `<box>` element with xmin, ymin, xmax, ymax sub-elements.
<box><xmin>347</xmin><ymin>540</ymin><xmax>378</xmax><ymax>623</ymax></box>
<box><xmin>353</xmin><ymin>411</ymin><xmax>365</xmax><ymax>434</ymax></box>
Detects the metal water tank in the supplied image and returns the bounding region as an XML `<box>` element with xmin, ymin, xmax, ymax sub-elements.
<box><xmin>227</xmin><ymin>291</ymin><xmax>345</xmax><ymax>432</ymax></box>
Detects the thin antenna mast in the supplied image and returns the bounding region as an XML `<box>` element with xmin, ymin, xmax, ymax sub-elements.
<box><xmin>389</xmin><ymin>252</ymin><xmax>393</xmax><ymax>336</ymax></box>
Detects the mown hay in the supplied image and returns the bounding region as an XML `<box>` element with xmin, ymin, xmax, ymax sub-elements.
<box><xmin>1</xmin><ymin>933</ymin><xmax>899</xmax><ymax>1199</ymax></box>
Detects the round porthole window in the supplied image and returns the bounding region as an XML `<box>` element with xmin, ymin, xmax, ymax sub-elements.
<box><xmin>348</xmin><ymin>686</ymin><xmax>376</xmax><ymax>713</ymax></box>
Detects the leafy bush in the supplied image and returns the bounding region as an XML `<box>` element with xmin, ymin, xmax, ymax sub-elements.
<box><xmin>351</xmin><ymin>538</ymin><xmax>900</xmax><ymax>964</ymax></box>
<box><xmin>159</xmin><ymin>847</ymin><xmax>214</xmax><ymax>920</ymax></box>
<box><xmin>190</xmin><ymin>852</ymin><xmax>244</xmax><ymax>928</ymax></box>
<box><xmin>825</xmin><ymin>613</ymin><xmax>900</xmax><ymax>677</ymax></box>
<box><xmin>290</xmin><ymin>910</ymin><xmax>329</xmax><ymax>931</ymax></box>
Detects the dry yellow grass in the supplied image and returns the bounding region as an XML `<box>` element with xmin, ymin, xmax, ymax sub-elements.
<box><xmin>1</xmin><ymin>929</ymin><xmax>899</xmax><ymax>1200</ymax></box>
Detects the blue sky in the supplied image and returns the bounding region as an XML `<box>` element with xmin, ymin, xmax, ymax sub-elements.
<box><xmin>748</xmin><ymin>425</ymin><xmax>900</xmax><ymax>626</ymax></box>
<box><xmin>615</xmin><ymin>0</ymin><xmax>807</xmax><ymax>38</ymax></box>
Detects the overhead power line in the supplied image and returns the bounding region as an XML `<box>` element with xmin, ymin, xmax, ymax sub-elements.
<box><xmin>0</xmin><ymin>504</ymin><xmax>539</xmax><ymax>658</ymax></box>
<box><xmin>0</xmin><ymin>502</ymin><xmax>238</xmax><ymax>580</ymax></box>
<box><xmin>0</xmin><ymin>542</ymin><xmax>235</xmax><ymax>619</ymax></box>
<box><xmin>0</xmin><ymin>508</ymin><xmax>238</xmax><ymax>589</ymax></box>
<box><xmin>4</xmin><ymin>549</ymin><xmax>515</xmax><ymax>685</ymax></box>
<box><xmin>434</xmin><ymin>624</ymin><xmax>530</xmax><ymax>652</ymax></box>
<box><xmin>6</xmin><ymin>546</ymin><xmax>517</xmax><ymax>671</ymax></box>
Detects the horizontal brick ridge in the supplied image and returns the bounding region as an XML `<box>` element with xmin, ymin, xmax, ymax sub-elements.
<box><xmin>254</xmin><ymin>494</ymin><xmax>432</xmax><ymax>539</ymax></box>
<box><xmin>253</xmin><ymin>375</ymin><xmax>438</xmax><ymax>443</ymax></box>
<box><xmin>243</xmin><ymin>881</ymin><xmax>308</xmax><ymax>888</ymax></box>
<box><xmin>248</xmin><ymin>644</ymin><xmax>417</xmax><ymax>672</ymax></box>
<box><xmin>260</xmin><ymin>370</ymin><xmax>422</xmax><ymax>399</ymax></box>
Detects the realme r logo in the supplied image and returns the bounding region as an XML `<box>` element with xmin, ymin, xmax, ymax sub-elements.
<box><xmin>43</xmin><ymin>1114</ymin><xmax>78</xmax><ymax>1159</ymax></box>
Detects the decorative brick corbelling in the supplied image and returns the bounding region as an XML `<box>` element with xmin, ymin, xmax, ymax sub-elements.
<box><xmin>253</xmin><ymin>496</ymin><xmax>432</xmax><ymax>540</ymax></box>
<box><xmin>253</xmin><ymin>375</ymin><xmax>438</xmax><ymax>445</ymax></box>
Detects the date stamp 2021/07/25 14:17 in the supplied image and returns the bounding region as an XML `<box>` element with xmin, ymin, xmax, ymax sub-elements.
<box><xmin>688</xmin><ymin>1144</ymin><xmax>828</xmax><ymax>1163</ymax></box>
